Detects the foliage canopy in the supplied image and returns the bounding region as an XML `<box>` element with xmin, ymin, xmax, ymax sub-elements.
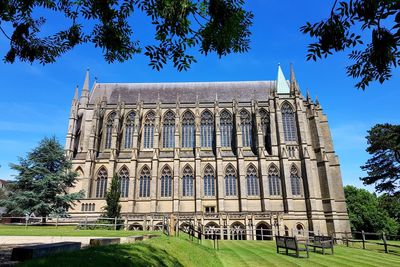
<box><xmin>344</xmin><ymin>185</ymin><xmax>399</xmax><ymax>235</ymax></box>
<box><xmin>0</xmin><ymin>0</ymin><xmax>253</xmax><ymax>71</ymax></box>
<box><xmin>301</xmin><ymin>0</ymin><xmax>400</xmax><ymax>89</ymax></box>
<box><xmin>361</xmin><ymin>123</ymin><xmax>400</xmax><ymax>195</ymax></box>
<box><xmin>0</xmin><ymin>137</ymin><xmax>83</xmax><ymax>218</ymax></box>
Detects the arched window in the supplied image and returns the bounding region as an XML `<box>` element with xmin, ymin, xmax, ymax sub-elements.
<box><xmin>143</xmin><ymin>111</ymin><xmax>155</xmax><ymax>149</ymax></box>
<box><xmin>182</xmin><ymin>165</ymin><xmax>194</xmax><ymax>197</ymax></box>
<box><xmin>246</xmin><ymin>165</ymin><xmax>259</xmax><ymax>196</ymax></box>
<box><xmin>268</xmin><ymin>165</ymin><xmax>281</xmax><ymax>196</ymax></box>
<box><xmin>125</xmin><ymin>111</ymin><xmax>135</xmax><ymax>149</ymax></box>
<box><xmin>118</xmin><ymin>166</ymin><xmax>130</xmax><ymax>198</ymax></box>
<box><xmin>105</xmin><ymin>112</ymin><xmax>116</xmax><ymax>149</ymax></box>
<box><xmin>281</xmin><ymin>103</ymin><xmax>297</xmax><ymax>142</ymax></box>
<box><xmin>163</xmin><ymin>111</ymin><xmax>175</xmax><ymax>148</ymax></box>
<box><xmin>220</xmin><ymin>110</ymin><xmax>233</xmax><ymax>147</ymax></box>
<box><xmin>182</xmin><ymin>111</ymin><xmax>195</xmax><ymax>148</ymax></box>
<box><xmin>201</xmin><ymin>110</ymin><xmax>214</xmax><ymax>148</ymax></box>
<box><xmin>240</xmin><ymin>109</ymin><xmax>252</xmax><ymax>147</ymax></box>
<box><xmin>225</xmin><ymin>165</ymin><xmax>237</xmax><ymax>196</ymax></box>
<box><xmin>160</xmin><ymin>166</ymin><xmax>173</xmax><ymax>197</ymax></box>
<box><xmin>260</xmin><ymin>109</ymin><xmax>271</xmax><ymax>152</ymax></box>
<box><xmin>139</xmin><ymin>166</ymin><xmax>151</xmax><ymax>197</ymax></box>
<box><xmin>203</xmin><ymin>165</ymin><xmax>215</xmax><ymax>197</ymax></box>
<box><xmin>296</xmin><ymin>224</ymin><xmax>304</xmax><ymax>236</ymax></box>
<box><xmin>95</xmin><ymin>167</ymin><xmax>108</xmax><ymax>198</ymax></box>
<box><xmin>290</xmin><ymin>165</ymin><xmax>302</xmax><ymax>196</ymax></box>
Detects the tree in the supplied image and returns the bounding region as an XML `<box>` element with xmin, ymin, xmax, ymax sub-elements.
<box><xmin>0</xmin><ymin>137</ymin><xmax>83</xmax><ymax>221</ymax></box>
<box><xmin>361</xmin><ymin>123</ymin><xmax>400</xmax><ymax>195</ymax></box>
<box><xmin>344</xmin><ymin>185</ymin><xmax>399</xmax><ymax>235</ymax></box>
<box><xmin>0</xmin><ymin>0</ymin><xmax>253</xmax><ymax>71</ymax></box>
<box><xmin>378</xmin><ymin>194</ymin><xmax>400</xmax><ymax>227</ymax></box>
<box><xmin>103</xmin><ymin>174</ymin><xmax>121</xmax><ymax>219</ymax></box>
<box><xmin>301</xmin><ymin>0</ymin><xmax>400</xmax><ymax>89</ymax></box>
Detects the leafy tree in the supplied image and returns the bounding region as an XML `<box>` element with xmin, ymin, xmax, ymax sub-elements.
<box><xmin>103</xmin><ymin>174</ymin><xmax>121</xmax><ymax>219</ymax></box>
<box><xmin>0</xmin><ymin>137</ymin><xmax>83</xmax><ymax>221</ymax></box>
<box><xmin>361</xmin><ymin>123</ymin><xmax>400</xmax><ymax>195</ymax></box>
<box><xmin>301</xmin><ymin>0</ymin><xmax>400</xmax><ymax>89</ymax></box>
<box><xmin>0</xmin><ymin>0</ymin><xmax>253</xmax><ymax>71</ymax></box>
<box><xmin>344</xmin><ymin>185</ymin><xmax>399</xmax><ymax>235</ymax></box>
<box><xmin>378</xmin><ymin>194</ymin><xmax>400</xmax><ymax>226</ymax></box>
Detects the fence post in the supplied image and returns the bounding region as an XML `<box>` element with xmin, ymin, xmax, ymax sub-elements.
<box><xmin>56</xmin><ymin>216</ymin><xmax>59</xmax><ymax>228</ymax></box>
<box><xmin>382</xmin><ymin>232</ymin><xmax>388</xmax><ymax>253</ymax></box>
<box><xmin>344</xmin><ymin>231</ymin><xmax>349</xmax><ymax>247</ymax></box>
<box><xmin>361</xmin><ymin>230</ymin><xmax>366</xmax><ymax>249</ymax></box>
<box><xmin>84</xmin><ymin>216</ymin><xmax>88</xmax><ymax>230</ymax></box>
<box><xmin>114</xmin><ymin>217</ymin><xmax>117</xmax><ymax>230</ymax></box>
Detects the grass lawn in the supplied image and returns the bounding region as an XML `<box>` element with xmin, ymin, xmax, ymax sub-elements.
<box><xmin>20</xmin><ymin>234</ymin><xmax>400</xmax><ymax>267</ymax></box>
<box><xmin>0</xmin><ymin>225</ymin><xmax>153</xmax><ymax>237</ymax></box>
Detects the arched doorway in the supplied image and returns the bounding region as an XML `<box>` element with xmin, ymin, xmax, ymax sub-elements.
<box><xmin>256</xmin><ymin>222</ymin><xmax>272</xmax><ymax>240</ymax></box>
<box><xmin>230</xmin><ymin>222</ymin><xmax>246</xmax><ymax>240</ymax></box>
<box><xmin>204</xmin><ymin>222</ymin><xmax>220</xmax><ymax>239</ymax></box>
<box><xmin>129</xmin><ymin>223</ymin><xmax>143</xmax><ymax>231</ymax></box>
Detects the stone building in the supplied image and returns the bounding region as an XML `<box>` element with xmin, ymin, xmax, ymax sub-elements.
<box><xmin>65</xmin><ymin>65</ymin><xmax>350</xmax><ymax>239</ymax></box>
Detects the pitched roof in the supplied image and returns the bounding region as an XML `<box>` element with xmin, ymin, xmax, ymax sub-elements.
<box><xmin>89</xmin><ymin>81</ymin><xmax>276</xmax><ymax>104</ymax></box>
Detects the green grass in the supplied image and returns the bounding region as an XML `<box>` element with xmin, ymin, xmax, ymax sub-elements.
<box><xmin>21</xmin><ymin>235</ymin><xmax>221</xmax><ymax>267</ymax></box>
<box><xmin>20</xmin><ymin>234</ymin><xmax>400</xmax><ymax>267</ymax></box>
<box><xmin>0</xmin><ymin>225</ymin><xmax>153</xmax><ymax>237</ymax></box>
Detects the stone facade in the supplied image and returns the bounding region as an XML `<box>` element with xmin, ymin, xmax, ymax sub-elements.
<box><xmin>65</xmin><ymin>66</ymin><xmax>350</xmax><ymax>238</ymax></box>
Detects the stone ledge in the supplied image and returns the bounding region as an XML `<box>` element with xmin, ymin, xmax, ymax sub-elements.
<box><xmin>11</xmin><ymin>242</ymin><xmax>81</xmax><ymax>261</ymax></box>
<box><xmin>89</xmin><ymin>238</ymin><xmax>120</xmax><ymax>246</ymax></box>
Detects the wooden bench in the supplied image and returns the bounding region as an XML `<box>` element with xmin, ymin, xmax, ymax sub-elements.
<box><xmin>309</xmin><ymin>235</ymin><xmax>334</xmax><ymax>255</ymax></box>
<box><xmin>11</xmin><ymin>242</ymin><xmax>81</xmax><ymax>261</ymax></box>
<box><xmin>276</xmin><ymin>236</ymin><xmax>309</xmax><ymax>258</ymax></box>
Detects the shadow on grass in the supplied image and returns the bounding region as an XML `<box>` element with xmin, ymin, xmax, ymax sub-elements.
<box><xmin>21</xmin><ymin>243</ymin><xmax>184</xmax><ymax>267</ymax></box>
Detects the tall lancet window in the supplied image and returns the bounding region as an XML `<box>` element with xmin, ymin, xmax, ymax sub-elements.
<box><xmin>268</xmin><ymin>165</ymin><xmax>281</xmax><ymax>196</ymax></box>
<box><xmin>105</xmin><ymin>112</ymin><xmax>116</xmax><ymax>149</ymax></box>
<box><xmin>220</xmin><ymin>110</ymin><xmax>233</xmax><ymax>148</ymax></box>
<box><xmin>281</xmin><ymin>103</ymin><xmax>297</xmax><ymax>142</ymax></box>
<box><xmin>96</xmin><ymin>167</ymin><xmax>108</xmax><ymax>198</ymax></box>
<box><xmin>160</xmin><ymin>166</ymin><xmax>173</xmax><ymax>197</ymax></box>
<box><xmin>290</xmin><ymin>165</ymin><xmax>302</xmax><ymax>196</ymax></box>
<box><xmin>182</xmin><ymin>165</ymin><xmax>194</xmax><ymax>197</ymax></box>
<box><xmin>246</xmin><ymin>164</ymin><xmax>259</xmax><ymax>196</ymax></box>
<box><xmin>139</xmin><ymin>166</ymin><xmax>151</xmax><ymax>198</ymax></box>
<box><xmin>163</xmin><ymin>111</ymin><xmax>175</xmax><ymax>148</ymax></box>
<box><xmin>182</xmin><ymin>111</ymin><xmax>195</xmax><ymax>148</ymax></box>
<box><xmin>143</xmin><ymin>111</ymin><xmax>156</xmax><ymax>149</ymax></box>
<box><xmin>225</xmin><ymin>164</ymin><xmax>237</xmax><ymax>196</ymax></box>
<box><xmin>118</xmin><ymin>166</ymin><xmax>130</xmax><ymax>198</ymax></box>
<box><xmin>200</xmin><ymin>110</ymin><xmax>214</xmax><ymax>148</ymax></box>
<box><xmin>260</xmin><ymin>109</ymin><xmax>271</xmax><ymax>152</ymax></box>
<box><xmin>203</xmin><ymin>165</ymin><xmax>215</xmax><ymax>197</ymax></box>
<box><xmin>124</xmin><ymin>111</ymin><xmax>135</xmax><ymax>149</ymax></box>
<box><xmin>240</xmin><ymin>109</ymin><xmax>252</xmax><ymax>147</ymax></box>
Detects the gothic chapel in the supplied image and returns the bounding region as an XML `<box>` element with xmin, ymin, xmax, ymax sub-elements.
<box><xmin>65</xmin><ymin>65</ymin><xmax>351</xmax><ymax>238</ymax></box>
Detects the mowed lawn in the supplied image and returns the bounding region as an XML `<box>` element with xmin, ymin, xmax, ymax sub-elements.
<box><xmin>20</xmin><ymin>233</ymin><xmax>400</xmax><ymax>267</ymax></box>
<box><xmin>0</xmin><ymin>225</ymin><xmax>153</xmax><ymax>237</ymax></box>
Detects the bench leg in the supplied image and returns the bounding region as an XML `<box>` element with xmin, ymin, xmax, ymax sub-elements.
<box><xmin>307</xmin><ymin>247</ymin><xmax>309</xmax><ymax>258</ymax></box>
<box><xmin>296</xmin><ymin>250</ymin><xmax>299</xmax><ymax>258</ymax></box>
<box><xmin>323</xmin><ymin>247</ymin><xmax>325</xmax><ymax>255</ymax></box>
<box><xmin>331</xmin><ymin>246</ymin><xmax>334</xmax><ymax>255</ymax></box>
<box><xmin>286</xmin><ymin>248</ymin><xmax>288</xmax><ymax>255</ymax></box>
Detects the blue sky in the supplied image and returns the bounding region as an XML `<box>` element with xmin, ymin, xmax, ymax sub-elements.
<box><xmin>0</xmin><ymin>0</ymin><xmax>398</xmax><ymax>190</ymax></box>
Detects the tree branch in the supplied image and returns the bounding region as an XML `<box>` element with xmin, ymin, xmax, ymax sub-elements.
<box><xmin>0</xmin><ymin>26</ymin><xmax>11</xmax><ymax>41</ymax></box>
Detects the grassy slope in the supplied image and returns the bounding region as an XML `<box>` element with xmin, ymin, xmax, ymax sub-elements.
<box><xmin>21</xmin><ymin>235</ymin><xmax>221</xmax><ymax>267</ymax></box>
<box><xmin>20</xmin><ymin>234</ymin><xmax>400</xmax><ymax>267</ymax></box>
<box><xmin>215</xmin><ymin>240</ymin><xmax>400</xmax><ymax>267</ymax></box>
<box><xmin>0</xmin><ymin>225</ymin><xmax>152</xmax><ymax>237</ymax></box>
